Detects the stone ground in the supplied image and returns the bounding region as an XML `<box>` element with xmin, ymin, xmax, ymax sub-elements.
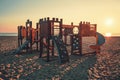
<box><xmin>0</xmin><ymin>36</ymin><xmax>120</xmax><ymax>80</ymax></box>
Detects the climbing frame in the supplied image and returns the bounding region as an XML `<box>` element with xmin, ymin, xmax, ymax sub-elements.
<box><xmin>52</xmin><ymin>36</ymin><xmax>69</xmax><ymax>63</ymax></box>
<box><xmin>71</xmin><ymin>34</ymin><xmax>82</xmax><ymax>55</ymax></box>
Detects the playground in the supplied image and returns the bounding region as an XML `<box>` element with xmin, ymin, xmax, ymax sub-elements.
<box><xmin>15</xmin><ymin>17</ymin><xmax>105</xmax><ymax>63</ymax></box>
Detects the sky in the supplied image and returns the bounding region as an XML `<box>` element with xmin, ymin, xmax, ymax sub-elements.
<box><xmin>0</xmin><ymin>0</ymin><xmax>120</xmax><ymax>36</ymax></box>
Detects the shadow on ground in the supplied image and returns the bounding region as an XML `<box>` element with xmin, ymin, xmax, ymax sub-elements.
<box><xmin>19</xmin><ymin>53</ymin><xmax>97</xmax><ymax>80</ymax></box>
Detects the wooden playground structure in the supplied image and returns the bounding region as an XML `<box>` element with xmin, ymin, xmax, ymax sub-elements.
<box><xmin>17</xmin><ymin>17</ymin><xmax>104</xmax><ymax>64</ymax></box>
<box><xmin>18</xmin><ymin>19</ymin><xmax>40</xmax><ymax>52</ymax></box>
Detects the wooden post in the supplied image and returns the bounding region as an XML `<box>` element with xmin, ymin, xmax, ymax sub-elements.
<box><xmin>18</xmin><ymin>26</ymin><xmax>20</xmax><ymax>47</ymax></box>
<box><xmin>70</xmin><ymin>22</ymin><xmax>73</xmax><ymax>45</ymax></box>
<box><xmin>47</xmin><ymin>17</ymin><xmax>50</xmax><ymax>61</ymax></box>
<box><xmin>26</xmin><ymin>20</ymin><xmax>29</xmax><ymax>52</ymax></box>
<box><xmin>51</xmin><ymin>21</ymin><xmax>54</xmax><ymax>56</ymax></box>
<box><xmin>71</xmin><ymin>34</ymin><xmax>73</xmax><ymax>55</ymax></box>
<box><xmin>86</xmin><ymin>22</ymin><xmax>90</xmax><ymax>36</ymax></box>
<box><xmin>71</xmin><ymin>22</ymin><xmax>73</xmax><ymax>55</ymax></box>
<box><xmin>30</xmin><ymin>21</ymin><xmax>32</xmax><ymax>53</ymax></box>
<box><xmin>26</xmin><ymin>19</ymin><xmax>32</xmax><ymax>53</ymax></box>
<box><xmin>39</xmin><ymin>19</ymin><xmax>43</xmax><ymax>58</ymax></box>
<box><xmin>95</xmin><ymin>24</ymin><xmax>97</xmax><ymax>36</ymax></box>
<box><xmin>79</xmin><ymin>21</ymin><xmax>82</xmax><ymax>56</ymax></box>
<box><xmin>64</xmin><ymin>34</ymin><xmax>67</xmax><ymax>45</ymax></box>
<box><xmin>36</xmin><ymin>23</ymin><xmax>39</xmax><ymax>51</ymax></box>
<box><xmin>38</xmin><ymin>22</ymin><xmax>41</xmax><ymax>52</ymax></box>
<box><xmin>64</xmin><ymin>28</ymin><xmax>67</xmax><ymax>45</ymax></box>
<box><xmin>60</xmin><ymin>19</ymin><xmax>63</xmax><ymax>38</ymax></box>
<box><xmin>20</xmin><ymin>26</ymin><xmax>22</xmax><ymax>46</ymax></box>
<box><xmin>39</xmin><ymin>37</ymin><xmax>43</xmax><ymax>58</ymax></box>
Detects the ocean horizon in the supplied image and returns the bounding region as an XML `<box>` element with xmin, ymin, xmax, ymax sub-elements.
<box><xmin>0</xmin><ymin>33</ymin><xmax>120</xmax><ymax>37</ymax></box>
<box><xmin>0</xmin><ymin>33</ymin><xmax>17</xmax><ymax>36</ymax></box>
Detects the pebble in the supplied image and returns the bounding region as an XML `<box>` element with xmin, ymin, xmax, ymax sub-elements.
<box><xmin>0</xmin><ymin>36</ymin><xmax>120</xmax><ymax>79</ymax></box>
<box><xmin>18</xmin><ymin>68</ymin><xmax>23</xmax><ymax>73</ymax></box>
<box><xmin>6</xmin><ymin>64</ymin><xmax>11</xmax><ymax>68</ymax></box>
<box><xmin>0</xmin><ymin>78</ymin><xmax>4</xmax><ymax>80</ymax></box>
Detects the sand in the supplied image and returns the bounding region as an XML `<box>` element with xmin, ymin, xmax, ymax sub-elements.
<box><xmin>0</xmin><ymin>36</ymin><xmax>120</xmax><ymax>80</ymax></box>
<box><xmin>0</xmin><ymin>36</ymin><xmax>17</xmax><ymax>53</ymax></box>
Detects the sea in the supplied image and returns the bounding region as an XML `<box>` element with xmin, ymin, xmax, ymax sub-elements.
<box><xmin>0</xmin><ymin>33</ymin><xmax>17</xmax><ymax>36</ymax></box>
<box><xmin>0</xmin><ymin>33</ymin><xmax>120</xmax><ymax>37</ymax></box>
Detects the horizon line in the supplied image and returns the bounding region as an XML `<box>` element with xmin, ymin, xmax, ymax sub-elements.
<box><xmin>0</xmin><ymin>33</ymin><xmax>120</xmax><ymax>37</ymax></box>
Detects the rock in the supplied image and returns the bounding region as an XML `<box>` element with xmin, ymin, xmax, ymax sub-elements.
<box><xmin>16</xmin><ymin>74</ymin><xmax>20</xmax><ymax>79</ymax></box>
<box><xmin>0</xmin><ymin>65</ymin><xmax>5</xmax><ymax>70</ymax></box>
<box><xmin>5</xmin><ymin>74</ymin><xmax>9</xmax><ymax>78</ymax></box>
<box><xmin>0</xmin><ymin>78</ymin><xmax>4</xmax><ymax>80</ymax></box>
<box><xmin>0</xmin><ymin>72</ymin><xmax>2</xmax><ymax>75</ymax></box>
<box><xmin>93</xmin><ymin>67</ymin><xmax>98</xmax><ymax>73</ymax></box>
<box><xmin>29</xmin><ymin>58</ymin><xmax>32</xmax><ymax>61</ymax></box>
<box><xmin>26</xmin><ymin>58</ymin><xmax>29</xmax><ymax>61</ymax></box>
<box><xmin>88</xmin><ymin>69</ymin><xmax>92</xmax><ymax>77</ymax></box>
<box><xmin>93</xmin><ymin>73</ymin><xmax>100</xmax><ymax>79</ymax></box>
<box><xmin>6</xmin><ymin>64</ymin><xmax>11</xmax><ymax>68</ymax></box>
<box><xmin>18</xmin><ymin>68</ymin><xmax>23</xmax><ymax>73</ymax></box>
<box><xmin>38</xmin><ymin>65</ymin><xmax>41</xmax><ymax>69</ymax></box>
<box><xmin>15</xmin><ymin>55</ymin><xmax>19</xmax><ymax>57</ymax></box>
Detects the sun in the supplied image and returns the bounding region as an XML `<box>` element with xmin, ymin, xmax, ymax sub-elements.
<box><xmin>105</xmin><ymin>33</ymin><xmax>112</xmax><ymax>37</ymax></box>
<box><xmin>105</xmin><ymin>18</ymin><xmax>113</xmax><ymax>26</ymax></box>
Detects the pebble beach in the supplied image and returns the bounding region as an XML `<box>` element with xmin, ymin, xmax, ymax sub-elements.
<box><xmin>0</xmin><ymin>36</ymin><xmax>120</xmax><ymax>80</ymax></box>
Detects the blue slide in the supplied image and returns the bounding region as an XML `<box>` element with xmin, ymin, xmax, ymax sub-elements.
<box><xmin>90</xmin><ymin>32</ymin><xmax>105</xmax><ymax>50</ymax></box>
<box><xmin>13</xmin><ymin>40</ymin><xmax>30</xmax><ymax>54</ymax></box>
<box><xmin>96</xmin><ymin>32</ymin><xmax>105</xmax><ymax>45</ymax></box>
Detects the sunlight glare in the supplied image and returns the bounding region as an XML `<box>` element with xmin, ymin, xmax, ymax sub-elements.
<box><xmin>105</xmin><ymin>32</ymin><xmax>112</xmax><ymax>37</ymax></box>
<box><xmin>73</xmin><ymin>27</ymin><xmax>79</xmax><ymax>34</ymax></box>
